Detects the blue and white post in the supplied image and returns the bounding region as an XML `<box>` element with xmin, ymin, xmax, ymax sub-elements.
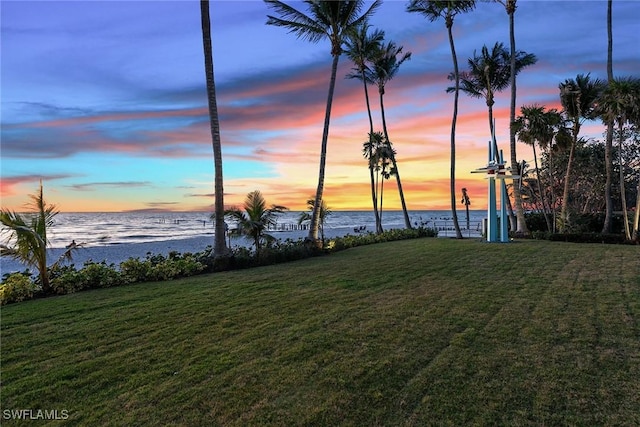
<box><xmin>486</xmin><ymin>140</ymin><xmax>498</xmax><ymax>242</ymax></box>
<box><xmin>499</xmin><ymin>150</ymin><xmax>509</xmax><ymax>242</ymax></box>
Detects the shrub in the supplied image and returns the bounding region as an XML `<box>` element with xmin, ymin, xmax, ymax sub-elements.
<box><xmin>0</xmin><ymin>273</ymin><xmax>39</xmax><ymax>305</ymax></box>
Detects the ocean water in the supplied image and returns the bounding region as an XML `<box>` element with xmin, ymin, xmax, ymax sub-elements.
<box><xmin>2</xmin><ymin>210</ymin><xmax>486</xmax><ymax>249</ymax></box>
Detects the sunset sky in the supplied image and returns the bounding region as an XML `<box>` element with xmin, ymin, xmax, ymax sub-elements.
<box><xmin>1</xmin><ymin>0</ymin><xmax>638</xmax><ymax>212</ymax></box>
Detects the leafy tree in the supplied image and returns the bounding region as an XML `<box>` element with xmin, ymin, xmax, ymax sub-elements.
<box><xmin>407</xmin><ymin>0</ymin><xmax>476</xmax><ymax>239</ymax></box>
<box><xmin>200</xmin><ymin>0</ymin><xmax>228</xmax><ymax>256</ymax></box>
<box><xmin>265</xmin><ymin>0</ymin><xmax>381</xmax><ymax>246</ymax></box>
<box><xmin>223</xmin><ymin>190</ymin><xmax>288</xmax><ymax>254</ymax></box>
<box><xmin>344</xmin><ymin>22</ymin><xmax>385</xmax><ymax>234</ymax></box>
<box><xmin>365</xmin><ymin>40</ymin><xmax>412</xmax><ymax>229</ymax></box>
<box><xmin>0</xmin><ymin>182</ymin><xmax>80</xmax><ymax>293</ymax></box>
<box><xmin>298</xmin><ymin>197</ymin><xmax>332</xmax><ymax>243</ymax></box>
<box><xmin>558</xmin><ymin>73</ymin><xmax>604</xmax><ymax>232</ymax></box>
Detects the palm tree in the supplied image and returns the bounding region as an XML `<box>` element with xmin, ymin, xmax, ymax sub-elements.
<box><xmin>344</xmin><ymin>22</ymin><xmax>384</xmax><ymax>234</ymax></box>
<box><xmin>558</xmin><ymin>73</ymin><xmax>604</xmax><ymax>232</ymax></box>
<box><xmin>366</xmin><ymin>40</ymin><xmax>412</xmax><ymax>229</ymax></box>
<box><xmin>453</xmin><ymin>43</ymin><xmax>536</xmax><ymax>154</ymax></box>
<box><xmin>265</xmin><ymin>0</ymin><xmax>381</xmax><ymax>246</ymax></box>
<box><xmin>223</xmin><ymin>190</ymin><xmax>288</xmax><ymax>254</ymax></box>
<box><xmin>493</xmin><ymin>0</ymin><xmax>530</xmax><ymax>235</ymax></box>
<box><xmin>602</xmin><ymin>0</ymin><xmax>615</xmax><ymax>233</ymax></box>
<box><xmin>298</xmin><ymin>196</ymin><xmax>332</xmax><ymax>243</ymax></box>
<box><xmin>363</xmin><ymin>131</ymin><xmax>389</xmax><ymax>231</ymax></box>
<box><xmin>596</xmin><ymin>76</ymin><xmax>640</xmax><ymax>239</ymax></box>
<box><xmin>514</xmin><ymin>105</ymin><xmax>562</xmax><ymax>231</ymax></box>
<box><xmin>460</xmin><ymin>187</ymin><xmax>471</xmax><ymax>230</ymax></box>
<box><xmin>407</xmin><ymin>0</ymin><xmax>476</xmax><ymax>240</ymax></box>
<box><xmin>200</xmin><ymin>0</ymin><xmax>228</xmax><ymax>256</ymax></box>
<box><xmin>0</xmin><ymin>182</ymin><xmax>80</xmax><ymax>293</ymax></box>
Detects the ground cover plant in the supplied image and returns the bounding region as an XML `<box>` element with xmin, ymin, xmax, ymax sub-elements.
<box><xmin>1</xmin><ymin>238</ymin><xmax>639</xmax><ymax>425</ymax></box>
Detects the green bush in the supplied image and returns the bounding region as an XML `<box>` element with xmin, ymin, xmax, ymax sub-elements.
<box><xmin>0</xmin><ymin>273</ymin><xmax>39</xmax><ymax>305</ymax></box>
<box><xmin>4</xmin><ymin>226</ymin><xmax>437</xmax><ymax>304</ymax></box>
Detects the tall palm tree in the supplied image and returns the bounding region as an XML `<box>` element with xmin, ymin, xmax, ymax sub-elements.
<box><xmin>558</xmin><ymin>73</ymin><xmax>604</xmax><ymax>232</ymax></box>
<box><xmin>407</xmin><ymin>0</ymin><xmax>476</xmax><ymax>239</ymax></box>
<box><xmin>366</xmin><ymin>40</ymin><xmax>412</xmax><ymax>229</ymax></box>
<box><xmin>514</xmin><ymin>105</ymin><xmax>562</xmax><ymax>231</ymax></box>
<box><xmin>223</xmin><ymin>190</ymin><xmax>288</xmax><ymax>254</ymax></box>
<box><xmin>344</xmin><ymin>22</ymin><xmax>384</xmax><ymax>234</ymax></box>
<box><xmin>493</xmin><ymin>0</ymin><xmax>529</xmax><ymax>235</ymax></box>
<box><xmin>596</xmin><ymin>76</ymin><xmax>640</xmax><ymax>239</ymax></box>
<box><xmin>0</xmin><ymin>182</ymin><xmax>80</xmax><ymax>293</ymax></box>
<box><xmin>602</xmin><ymin>0</ymin><xmax>615</xmax><ymax>233</ymax></box>
<box><xmin>200</xmin><ymin>0</ymin><xmax>228</xmax><ymax>256</ymax></box>
<box><xmin>265</xmin><ymin>0</ymin><xmax>381</xmax><ymax>246</ymax></box>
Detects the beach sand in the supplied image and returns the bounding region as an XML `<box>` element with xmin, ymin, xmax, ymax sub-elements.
<box><xmin>0</xmin><ymin>227</ymin><xmax>359</xmax><ymax>275</ymax></box>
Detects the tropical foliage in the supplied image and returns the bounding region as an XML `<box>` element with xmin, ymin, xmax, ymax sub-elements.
<box><xmin>223</xmin><ymin>190</ymin><xmax>288</xmax><ymax>254</ymax></box>
<box><xmin>0</xmin><ymin>183</ymin><xmax>80</xmax><ymax>293</ymax></box>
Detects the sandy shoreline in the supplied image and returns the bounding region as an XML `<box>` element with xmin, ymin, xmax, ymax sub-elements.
<box><xmin>0</xmin><ymin>227</ymin><xmax>359</xmax><ymax>275</ymax></box>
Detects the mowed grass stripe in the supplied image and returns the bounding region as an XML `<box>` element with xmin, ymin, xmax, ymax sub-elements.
<box><xmin>1</xmin><ymin>239</ymin><xmax>639</xmax><ymax>426</ymax></box>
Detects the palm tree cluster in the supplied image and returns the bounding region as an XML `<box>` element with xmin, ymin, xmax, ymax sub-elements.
<box><xmin>513</xmin><ymin>73</ymin><xmax>640</xmax><ymax>237</ymax></box>
<box><xmin>198</xmin><ymin>0</ymin><xmax>640</xmax><ymax>248</ymax></box>
<box><xmin>344</xmin><ymin>22</ymin><xmax>412</xmax><ymax>233</ymax></box>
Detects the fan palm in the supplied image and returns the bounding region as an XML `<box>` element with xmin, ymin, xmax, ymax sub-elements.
<box><xmin>223</xmin><ymin>190</ymin><xmax>288</xmax><ymax>254</ymax></box>
<box><xmin>344</xmin><ymin>22</ymin><xmax>384</xmax><ymax>234</ymax></box>
<box><xmin>514</xmin><ymin>105</ymin><xmax>562</xmax><ymax>231</ymax></box>
<box><xmin>265</xmin><ymin>0</ymin><xmax>381</xmax><ymax>246</ymax></box>
<box><xmin>407</xmin><ymin>0</ymin><xmax>476</xmax><ymax>239</ymax></box>
<box><xmin>0</xmin><ymin>183</ymin><xmax>80</xmax><ymax>293</ymax></box>
<box><xmin>200</xmin><ymin>0</ymin><xmax>228</xmax><ymax>256</ymax></box>
<box><xmin>558</xmin><ymin>73</ymin><xmax>604</xmax><ymax>232</ymax></box>
<box><xmin>596</xmin><ymin>76</ymin><xmax>640</xmax><ymax>239</ymax></box>
<box><xmin>365</xmin><ymin>40</ymin><xmax>412</xmax><ymax>229</ymax></box>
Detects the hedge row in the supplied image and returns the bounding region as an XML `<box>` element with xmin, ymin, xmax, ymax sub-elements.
<box><xmin>1</xmin><ymin>227</ymin><xmax>437</xmax><ymax>305</ymax></box>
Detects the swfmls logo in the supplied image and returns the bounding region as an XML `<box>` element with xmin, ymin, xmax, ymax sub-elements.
<box><xmin>3</xmin><ymin>409</ymin><xmax>69</xmax><ymax>420</ymax></box>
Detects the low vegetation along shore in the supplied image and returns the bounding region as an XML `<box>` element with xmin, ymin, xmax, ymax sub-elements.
<box><xmin>2</xmin><ymin>238</ymin><xmax>639</xmax><ymax>425</ymax></box>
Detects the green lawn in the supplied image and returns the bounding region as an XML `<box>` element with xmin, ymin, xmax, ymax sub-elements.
<box><xmin>2</xmin><ymin>239</ymin><xmax>639</xmax><ymax>426</ymax></box>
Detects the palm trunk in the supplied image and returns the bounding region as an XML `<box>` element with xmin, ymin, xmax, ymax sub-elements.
<box><xmin>602</xmin><ymin>0</ymin><xmax>614</xmax><ymax>233</ymax></box>
<box><xmin>507</xmin><ymin>2</ymin><xmax>530</xmax><ymax>235</ymax></box>
<box><xmin>447</xmin><ymin>18</ymin><xmax>463</xmax><ymax>239</ymax></box>
<box><xmin>560</xmin><ymin>128</ymin><xmax>578</xmax><ymax>232</ymax></box>
<box><xmin>618</xmin><ymin>119</ymin><xmax>631</xmax><ymax>240</ymax></box>
<box><xmin>632</xmin><ymin>177</ymin><xmax>640</xmax><ymax>241</ymax></box>
<box><xmin>361</xmin><ymin>71</ymin><xmax>382</xmax><ymax>234</ymax></box>
<box><xmin>308</xmin><ymin>53</ymin><xmax>340</xmax><ymax>245</ymax></box>
<box><xmin>200</xmin><ymin>0</ymin><xmax>228</xmax><ymax>256</ymax></box>
<box><xmin>532</xmin><ymin>143</ymin><xmax>552</xmax><ymax>231</ymax></box>
<box><xmin>379</xmin><ymin>89</ymin><xmax>412</xmax><ymax>229</ymax></box>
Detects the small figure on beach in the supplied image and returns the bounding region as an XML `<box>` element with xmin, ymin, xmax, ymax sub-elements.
<box><xmin>66</xmin><ymin>240</ymin><xmax>77</xmax><ymax>249</ymax></box>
